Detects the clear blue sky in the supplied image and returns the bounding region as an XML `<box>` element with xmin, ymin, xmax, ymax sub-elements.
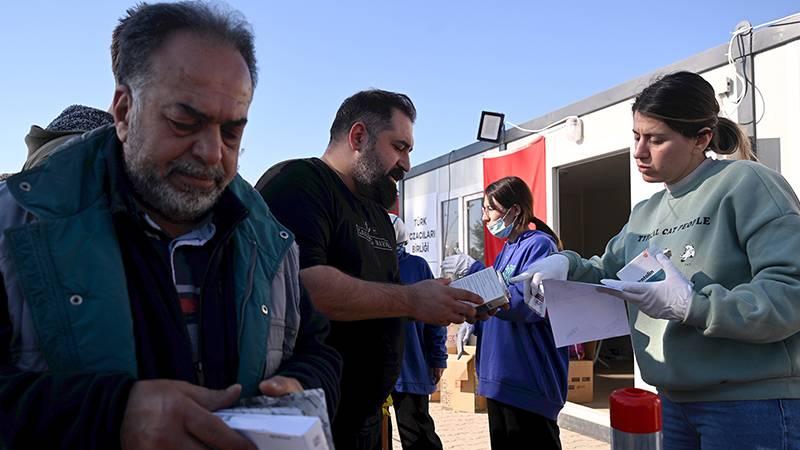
<box><xmin>1</xmin><ymin>1</ymin><xmax>797</xmax><ymax>183</ymax></box>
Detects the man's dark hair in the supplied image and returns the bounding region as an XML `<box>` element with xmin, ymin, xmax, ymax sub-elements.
<box><xmin>111</xmin><ymin>1</ymin><xmax>257</xmax><ymax>90</ymax></box>
<box><xmin>329</xmin><ymin>89</ymin><xmax>416</xmax><ymax>144</ymax></box>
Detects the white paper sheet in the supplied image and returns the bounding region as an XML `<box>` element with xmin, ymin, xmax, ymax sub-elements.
<box><xmin>541</xmin><ymin>279</ymin><xmax>630</xmax><ymax>348</ymax></box>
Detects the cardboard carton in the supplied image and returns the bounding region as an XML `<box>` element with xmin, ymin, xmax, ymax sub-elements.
<box><xmin>566</xmin><ymin>360</ymin><xmax>594</xmax><ymax>403</ymax></box>
<box><xmin>439</xmin><ymin>346</ymin><xmax>487</xmax><ymax>413</ymax></box>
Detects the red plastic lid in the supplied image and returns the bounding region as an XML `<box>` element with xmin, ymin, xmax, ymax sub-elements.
<box><xmin>609</xmin><ymin>388</ymin><xmax>662</xmax><ymax>433</ymax></box>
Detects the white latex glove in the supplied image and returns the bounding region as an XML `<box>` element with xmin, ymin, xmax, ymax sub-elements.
<box><xmin>456</xmin><ymin>322</ymin><xmax>475</xmax><ymax>358</ymax></box>
<box><xmin>441</xmin><ymin>253</ymin><xmax>478</xmax><ymax>280</ymax></box>
<box><xmin>508</xmin><ymin>254</ymin><xmax>569</xmax><ymax>309</ymax></box>
<box><xmin>600</xmin><ymin>251</ymin><xmax>693</xmax><ymax>321</ymax></box>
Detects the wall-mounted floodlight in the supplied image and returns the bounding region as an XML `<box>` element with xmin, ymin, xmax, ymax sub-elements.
<box><xmin>477</xmin><ymin>111</ymin><xmax>505</xmax><ymax>143</ymax></box>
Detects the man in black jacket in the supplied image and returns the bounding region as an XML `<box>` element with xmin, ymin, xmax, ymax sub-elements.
<box><xmin>0</xmin><ymin>3</ymin><xmax>341</xmax><ymax>449</ymax></box>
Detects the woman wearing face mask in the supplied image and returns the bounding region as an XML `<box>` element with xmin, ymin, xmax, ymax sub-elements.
<box><xmin>515</xmin><ymin>71</ymin><xmax>800</xmax><ymax>448</ymax></box>
<box><xmin>467</xmin><ymin>176</ymin><xmax>569</xmax><ymax>449</ymax></box>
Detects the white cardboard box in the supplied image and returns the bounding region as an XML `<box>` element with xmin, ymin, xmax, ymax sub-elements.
<box><xmin>450</xmin><ymin>267</ymin><xmax>509</xmax><ymax>314</ymax></box>
<box><xmin>216</xmin><ymin>413</ymin><xmax>329</xmax><ymax>450</ymax></box>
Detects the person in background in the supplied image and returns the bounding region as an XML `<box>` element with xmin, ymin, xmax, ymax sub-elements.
<box><xmin>257</xmin><ymin>89</ymin><xmax>487</xmax><ymax>450</ymax></box>
<box><xmin>23</xmin><ymin>105</ymin><xmax>115</xmax><ymax>170</ymax></box>
<box><xmin>0</xmin><ymin>3</ymin><xmax>341</xmax><ymax>449</ymax></box>
<box><xmin>389</xmin><ymin>213</ymin><xmax>446</xmax><ymax>450</ymax></box>
<box><xmin>461</xmin><ymin>176</ymin><xmax>568</xmax><ymax>449</ymax></box>
<box><xmin>0</xmin><ymin>105</ymin><xmax>112</xmax><ymax>182</ymax></box>
<box><xmin>515</xmin><ymin>71</ymin><xmax>800</xmax><ymax>449</ymax></box>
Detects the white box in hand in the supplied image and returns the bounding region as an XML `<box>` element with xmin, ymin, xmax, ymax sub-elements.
<box><xmin>450</xmin><ymin>267</ymin><xmax>509</xmax><ymax>314</ymax></box>
<box><xmin>216</xmin><ymin>414</ymin><xmax>329</xmax><ymax>450</ymax></box>
<box><xmin>616</xmin><ymin>247</ymin><xmax>668</xmax><ymax>282</ymax></box>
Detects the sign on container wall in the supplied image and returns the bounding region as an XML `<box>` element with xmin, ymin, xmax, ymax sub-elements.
<box><xmin>404</xmin><ymin>193</ymin><xmax>440</xmax><ymax>275</ymax></box>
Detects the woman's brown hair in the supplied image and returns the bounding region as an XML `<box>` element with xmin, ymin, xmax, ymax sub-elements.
<box><xmin>633</xmin><ymin>71</ymin><xmax>755</xmax><ymax>161</ymax></box>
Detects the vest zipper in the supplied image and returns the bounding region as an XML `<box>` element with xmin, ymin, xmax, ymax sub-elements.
<box><xmin>237</xmin><ymin>240</ymin><xmax>259</xmax><ymax>351</ymax></box>
<box><xmin>196</xmin><ymin>361</ymin><xmax>205</xmax><ymax>386</ymax></box>
<box><xmin>197</xmin><ymin>238</ymin><xmax>228</xmax><ymax>386</ymax></box>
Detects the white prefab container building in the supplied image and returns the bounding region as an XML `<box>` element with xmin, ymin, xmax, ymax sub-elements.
<box><xmin>398</xmin><ymin>14</ymin><xmax>800</xmax><ymax>404</ymax></box>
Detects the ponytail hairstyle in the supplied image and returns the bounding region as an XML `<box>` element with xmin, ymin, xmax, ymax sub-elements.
<box><xmin>484</xmin><ymin>176</ymin><xmax>563</xmax><ymax>250</ymax></box>
<box><xmin>632</xmin><ymin>71</ymin><xmax>755</xmax><ymax>161</ymax></box>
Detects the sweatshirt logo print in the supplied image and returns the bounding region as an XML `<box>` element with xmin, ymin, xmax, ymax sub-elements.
<box><xmin>680</xmin><ymin>244</ymin><xmax>696</xmax><ymax>262</ymax></box>
<box><xmin>356</xmin><ymin>221</ymin><xmax>393</xmax><ymax>251</ymax></box>
<box><xmin>501</xmin><ymin>264</ymin><xmax>517</xmax><ymax>283</ymax></box>
<box><xmin>637</xmin><ymin>216</ymin><xmax>713</xmax><ymax>242</ymax></box>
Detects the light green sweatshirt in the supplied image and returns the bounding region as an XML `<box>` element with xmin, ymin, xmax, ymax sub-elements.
<box><xmin>563</xmin><ymin>158</ymin><xmax>800</xmax><ymax>402</ymax></box>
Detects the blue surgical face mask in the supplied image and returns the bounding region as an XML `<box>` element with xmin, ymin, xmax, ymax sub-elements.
<box><xmin>487</xmin><ymin>209</ymin><xmax>516</xmax><ymax>239</ymax></box>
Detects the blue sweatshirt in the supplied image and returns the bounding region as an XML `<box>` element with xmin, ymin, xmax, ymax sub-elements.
<box><xmin>474</xmin><ymin>230</ymin><xmax>569</xmax><ymax>420</ymax></box>
<box><xmin>394</xmin><ymin>248</ymin><xmax>448</xmax><ymax>395</ymax></box>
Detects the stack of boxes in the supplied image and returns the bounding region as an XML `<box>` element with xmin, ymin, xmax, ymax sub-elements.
<box><xmin>439</xmin><ymin>346</ymin><xmax>486</xmax><ymax>413</ymax></box>
<box><xmin>432</xmin><ymin>327</ymin><xmax>597</xmax><ymax>407</ymax></box>
<box><xmin>430</xmin><ymin>324</ymin><xmax>486</xmax><ymax>413</ymax></box>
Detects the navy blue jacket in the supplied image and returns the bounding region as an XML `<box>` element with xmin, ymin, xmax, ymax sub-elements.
<box><xmin>474</xmin><ymin>230</ymin><xmax>569</xmax><ymax>420</ymax></box>
<box><xmin>394</xmin><ymin>249</ymin><xmax>447</xmax><ymax>395</ymax></box>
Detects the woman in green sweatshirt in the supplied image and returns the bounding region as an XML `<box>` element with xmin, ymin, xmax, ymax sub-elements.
<box><xmin>514</xmin><ymin>71</ymin><xmax>800</xmax><ymax>449</ymax></box>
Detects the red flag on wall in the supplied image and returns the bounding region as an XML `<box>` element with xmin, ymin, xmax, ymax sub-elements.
<box><xmin>482</xmin><ymin>137</ymin><xmax>547</xmax><ymax>266</ymax></box>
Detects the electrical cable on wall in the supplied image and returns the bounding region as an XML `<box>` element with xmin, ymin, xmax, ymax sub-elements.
<box><xmin>503</xmin><ymin>115</ymin><xmax>583</xmax><ymax>144</ymax></box>
<box><xmin>505</xmin><ymin>118</ymin><xmax>568</xmax><ymax>135</ymax></box>
<box><xmin>723</xmin><ymin>12</ymin><xmax>800</xmax><ymax>119</ymax></box>
<box><xmin>733</xmin><ymin>30</ymin><xmax>766</xmax><ymax>126</ymax></box>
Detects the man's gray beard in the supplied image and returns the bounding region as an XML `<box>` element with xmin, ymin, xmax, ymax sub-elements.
<box><xmin>352</xmin><ymin>141</ymin><xmax>397</xmax><ymax>210</ymax></box>
<box><xmin>123</xmin><ymin>127</ymin><xmax>227</xmax><ymax>223</ymax></box>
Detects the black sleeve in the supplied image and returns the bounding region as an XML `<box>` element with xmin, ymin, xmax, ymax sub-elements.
<box><xmin>0</xmin><ymin>272</ymin><xmax>136</xmax><ymax>450</ymax></box>
<box><xmin>257</xmin><ymin>160</ymin><xmax>334</xmax><ymax>269</ymax></box>
<box><xmin>274</xmin><ymin>282</ymin><xmax>342</xmax><ymax>421</ymax></box>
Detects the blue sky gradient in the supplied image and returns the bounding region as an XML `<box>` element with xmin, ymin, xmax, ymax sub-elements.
<box><xmin>1</xmin><ymin>1</ymin><xmax>797</xmax><ymax>183</ymax></box>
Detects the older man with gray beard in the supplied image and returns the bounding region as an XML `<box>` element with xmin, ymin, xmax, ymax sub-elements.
<box><xmin>0</xmin><ymin>2</ymin><xmax>341</xmax><ymax>450</ymax></box>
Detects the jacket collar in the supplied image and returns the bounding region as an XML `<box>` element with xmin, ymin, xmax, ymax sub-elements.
<box><xmin>7</xmin><ymin>125</ymin><xmax>119</xmax><ymax>218</ymax></box>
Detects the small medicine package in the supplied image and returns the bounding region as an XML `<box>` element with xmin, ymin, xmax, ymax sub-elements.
<box><xmin>214</xmin><ymin>388</ymin><xmax>333</xmax><ymax>450</ymax></box>
<box><xmin>616</xmin><ymin>247</ymin><xmax>669</xmax><ymax>282</ymax></box>
<box><xmin>216</xmin><ymin>414</ymin><xmax>328</xmax><ymax>450</ymax></box>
